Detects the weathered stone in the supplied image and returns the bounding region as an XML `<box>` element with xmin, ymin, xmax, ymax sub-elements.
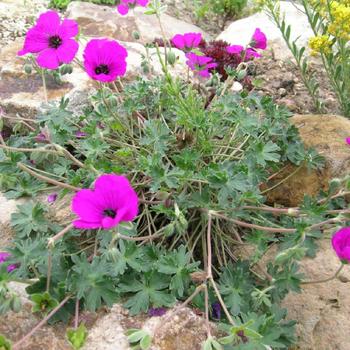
<box><xmin>217</xmin><ymin>1</ymin><xmax>313</xmax><ymax>60</ymax></box>
<box><xmin>282</xmin><ymin>239</ymin><xmax>350</xmax><ymax>350</ymax></box>
<box><xmin>66</xmin><ymin>1</ymin><xmax>210</xmax><ymax>44</ymax></box>
<box><xmin>83</xmin><ymin>304</ymin><xmax>212</xmax><ymax>350</ymax></box>
<box><xmin>83</xmin><ymin>305</ymin><xmax>130</xmax><ymax>350</ymax></box>
<box><xmin>0</xmin><ymin>302</ymin><xmax>71</xmax><ymax>350</ymax></box>
<box><xmin>0</xmin><ymin>38</ymin><xmax>94</xmax><ymax>123</ymax></box>
<box><xmin>0</xmin><ymin>193</ymin><xmax>21</xmax><ymax>248</ymax></box>
<box><xmin>0</xmin><ymin>38</ymin><xmax>186</xmax><ymax>122</ymax></box>
<box><xmin>266</xmin><ymin>114</ymin><xmax>350</xmax><ymax>207</ymax></box>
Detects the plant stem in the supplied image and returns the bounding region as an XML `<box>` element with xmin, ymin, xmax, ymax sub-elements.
<box><xmin>48</xmin><ymin>224</ymin><xmax>74</xmax><ymax>247</ymax></box>
<box><xmin>204</xmin><ymin>284</ymin><xmax>211</xmax><ymax>337</ymax></box>
<box><xmin>41</xmin><ymin>70</ymin><xmax>48</xmax><ymax>103</ymax></box>
<box><xmin>301</xmin><ymin>263</ymin><xmax>345</xmax><ymax>285</ymax></box>
<box><xmin>209</xmin><ymin>277</ymin><xmax>235</xmax><ymax>326</ymax></box>
<box><xmin>18</xmin><ymin>162</ymin><xmax>81</xmax><ymax>192</ymax></box>
<box><xmin>261</xmin><ymin>165</ymin><xmax>303</xmax><ymax>194</ymax></box>
<box><xmin>46</xmin><ymin>249</ymin><xmax>52</xmax><ymax>292</ymax></box>
<box><xmin>13</xmin><ymin>295</ymin><xmax>71</xmax><ymax>350</ymax></box>
<box><xmin>74</xmin><ymin>298</ymin><xmax>80</xmax><ymax>329</ymax></box>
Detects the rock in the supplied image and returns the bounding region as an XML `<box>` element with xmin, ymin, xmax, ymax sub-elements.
<box><xmin>0</xmin><ymin>302</ymin><xmax>71</xmax><ymax>349</ymax></box>
<box><xmin>83</xmin><ymin>304</ymin><xmax>212</xmax><ymax>350</ymax></box>
<box><xmin>83</xmin><ymin>305</ymin><xmax>130</xmax><ymax>350</ymax></box>
<box><xmin>147</xmin><ymin>308</ymin><xmax>210</xmax><ymax>350</ymax></box>
<box><xmin>0</xmin><ymin>193</ymin><xmax>21</xmax><ymax>248</ymax></box>
<box><xmin>217</xmin><ymin>1</ymin><xmax>313</xmax><ymax>60</ymax></box>
<box><xmin>0</xmin><ymin>38</ymin><xmax>186</xmax><ymax>122</ymax></box>
<box><xmin>282</xmin><ymin>239</ymin><xmax>350</xmax><ymax>350</ymax></box>
<box><xmin>0</xmin><ymin>0</ymin><xmax>48</xmax><ymax>49</ymax></box>
<box><xmin>66</xmin><ymin>1</ymin><xmax>210</xmax><ymax>44</ymax></box>
<box><xmin>0</xmin><ymin>38</ymin><xmax>94</xmax><ymax>123</ymax></box>
<box><xmin>266</xmin><ymin>114</ymin><xmax>350</xmax><ymax>207</ymax></box>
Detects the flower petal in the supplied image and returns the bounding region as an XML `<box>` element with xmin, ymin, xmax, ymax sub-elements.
<box><xmin>56</xmin><ymin>39</ymin><xmax>79</xmax><ymax>64</ymax></box>
<box><xmin>35</xmin><ymin>10</ymin><xmax>61</xmax><ymax>36</ymax></box>
<box><xmin>117</xmin><ymin>4</ymin><xmax>129</xmax><ymax>15</ymax></box>
<box><xmin>73</xmin><ymin>220</ymin><xmax>102</xmax><ymax>229</ymax></box>
<box><xmin>18</xmin><ymin>28</ymin><xmax>49</xmax><ymax>55</ymax></box>
<box><xmin>36</xmin><ymin>48</ymin><xmax>60</xmax><ymax>69</ymax></box>
<box><xmin>58</xmin><ymin>19</ymin><xmax>79</xmax><ymax>38</ymax></box>
<box><xmin>71</xmin><ymin>189</ymin><xmax>104</xmax><ymax>222</ymax></box>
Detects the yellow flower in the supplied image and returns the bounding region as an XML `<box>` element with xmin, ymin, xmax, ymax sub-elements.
<box><xmin>328</xmin><ymin>1</ymin><xmax>350</xmax><ymax>40</ymax></box>
<box><xmin>309</xmin><ymin>35</ymin><xmax>333</xmax><ymax>55</ymax></box>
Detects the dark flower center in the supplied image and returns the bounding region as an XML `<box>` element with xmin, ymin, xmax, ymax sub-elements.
<box><xmin>95</xmin><ymin>64</ymin><xmax>110</xmax><ymax>75</ymax></box>
<box><xmin>49</xmin><ymin>35</ymin><xmax>63</xmax><ymax>49</ymax></box>
<box><xmin>103</xmin><ymin>208</ymin><xmax>117</xmax><ymax>219</ymax></box>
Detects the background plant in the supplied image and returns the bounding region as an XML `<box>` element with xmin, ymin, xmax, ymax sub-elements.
<box><xmin>262</xmin><ymin>0</ymin><xmax>350</xmax><ymax>117</ymax></box>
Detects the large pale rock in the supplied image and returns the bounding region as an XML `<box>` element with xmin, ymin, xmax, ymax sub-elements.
<box><xmin>84</xmin><ymin>304</ymin><xmax>211</xmax><ymax>350</ymax></box>
<box><xmin>0</xmin><ymin>38</ymin><xmax>186</xmax><ymax>121</ymax></box>
<box><xmin>66</xmin><ymin>1</ymin><xmax>209</xmax><ymax>44</ymax></box>
<box><xmin>266</xmin><ymin>114</ymin><xmax>350</xmax><ymax>207</ymax></box>
<box><xmin>282</xmin><ymin>239</ymin><xmax>350</xmax><ymax>350</ymax></box>
<box><xmin>0</xmin><ymin>38</ymin><xmax>94</xmax><ymax>122</ymax></box>
<box><xmin>217</xmin><ymin>1</ymin><xmax>313</xmax><ymax>60</ymax></box>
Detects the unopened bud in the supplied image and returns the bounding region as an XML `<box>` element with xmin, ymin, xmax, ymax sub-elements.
<box><xmin>166</xmin><ymin>51</ymin><xmax>176</xmax><ymax>66</ymax></box>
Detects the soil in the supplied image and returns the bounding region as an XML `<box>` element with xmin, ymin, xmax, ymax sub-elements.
<box><xmin>253</xmin><ymin>52</ymin><xmax>340</xmax><ymax>116</ymax></box>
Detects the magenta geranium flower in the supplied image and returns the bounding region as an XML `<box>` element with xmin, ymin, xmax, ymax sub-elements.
<box><xmin>346</xmin><ymin>137</ymin><xmax>350</xmax><ymax>145</ymax></box>
<box><xmin>83</xmin><ymin>39</ymin><xmax>128</xmax><ymax>82</ymax></box>
<box><xmin>250</xmin><ymin>28</ymin><xmax>267</xmax><ymax>50</ymax></box>
<box><xmin>117</xmin><ymin>0</ymin><xmax>149</xmax><ymax>15</ymax></box>
<box><xmin>226</xmin><ymin>45</ymin><xmax>244</xmax><ymax>55</ymax></box>
<box><xmin>332</xmin><ymin>227</ymin><xmax>350</xmax><ymax>263</ymax></box>
<box><xmin>186</xmin><ymin>52</ymin><xmax>217</xmax><ymax>78</ymax></box>
<box><xmin>71</xmin><ymin>174</ymin><xmax>139</xmax><ymax>230</ymax></box>
<box><xmin>18</xmin><ymin>10</ymin><xmax>79</xmax><ymax>70</ymax></box>
<box><xmin>172</xmin><ymin>33</ymin><xmax>202</xmax><ymax>51</ymax></box>
<box><xmin>245</xmin><ymin>48</ymin><xmax>262</xmax><ymax>60</ymax></box>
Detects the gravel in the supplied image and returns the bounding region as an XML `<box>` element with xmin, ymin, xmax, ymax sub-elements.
<box><xmin>0</xmin><ymin>0</ymin><xmax>49</xmax><ymax>49</ymax></box>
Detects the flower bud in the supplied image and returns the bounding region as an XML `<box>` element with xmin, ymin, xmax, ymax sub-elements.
<box><xmin>166</xmin><ymin>51</ymin><xmax>176</xmax><ymax>66</ymax></box>
<box><xmin>132</xmin><ymin>31</ymin><xmax>140</xmax><ymax>40</ymax></box>
<box><xmin>24</xmin><ymin>64</ymin><xmax>32</xmax><ymax>74</ymax></box>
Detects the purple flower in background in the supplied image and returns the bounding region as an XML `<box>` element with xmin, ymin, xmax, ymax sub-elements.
<box><xmin>148</xmin><ymin>307</ymin><xmax>167</xmax><ymax>317</ymax></box>
<box><xmin>117</xmin><ymin>0</ymin><xmax>149</xmax><ymax>15</ymax></box>
<box><xmin>245</xmin><ymin>48</ymin><xmax>261</xmax><ymax>60</ymax></box>
<box><xmin>35</xmin><ymin>132</ymin><xmax>48</xmax><ymax>143</ymax></box>
<box><xmin>83</xmin><ymin>38</ymin><xmax>128</xmax><ymax>82</ymax></box>
<box><xmin>7</xmin><ymin>264</ymin><xmax>17</xmax><ymax>273</ymax></box>
<box><xmin>172</xmin><ymin>32</ymin><xmax>202</xmax><ymax>51</ymax></box>
<box><xmin>0</xmin><ymin>252</ymin><xmax>11</xmax><ymax>263</ymax></box>
<box><xmin>185</xmin><ymin>52</ymin><xmax>217</xmax><ymax>78</ymax></box>
<box><xmin>346</xmin><ymin>137</ymin><xmax>350</xmax><ymax>145</ymax></box>
<box><xmin>211</xmin><ymin>302</ymin><xmax>221</xmax><ymax>319</ymax></box>
<box><xmin>71</xmin><ymin>174</ymin><xmax>139</xmax><ymax>230</ymax></box>
<box><xmin>332</xmin><ymin>227</ymin><xmax>350</xmax><ymax>263</ymax></box>
<box><xmin>250</xmin><ymin>28</ymin><xmax>267</xmax><ymax>50</ymax></box>
<box><xmin>18</xmin><ymin>10</ymin><xmax>79</xmax><ymax>70</ymax></box>
<box><xmin>0</xmin><ymin>252</ymin><xmax>18</xmax><ymax>273</ymax></box>
<box><xmin>47</xmin><ymin>193</ymin><xmax>58</xmax><ymax>203</ymax></box>
<box><xmin>226</xmin><ymin>45</ymin><xmax>244</xmax><ymax>55</ymax></box>
<box><xmin>75</xmin><ymin>131</ymin><xmax>87</xmax><ymax>138</ymax></box>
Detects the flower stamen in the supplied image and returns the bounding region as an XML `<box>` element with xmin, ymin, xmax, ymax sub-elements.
<box><xmin>49</xmin><ymin>35</ymin><xmax>63</xmax><ymax>49</ymax></box>
<box><xmin>95</xmin><ymin>64</ymin><xmax>110</xmax><ymax>75</ymax></box>
<box><xmin>103</xmin><ymin>208</ymin><xmax>117</xmax><ymax>219</ymax></box>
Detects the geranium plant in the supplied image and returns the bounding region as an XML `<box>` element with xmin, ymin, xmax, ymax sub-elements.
<box><xmin>0</xmin><ymin>2</ymin><xmax>349</xmax><ymax>350</ymax></box>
